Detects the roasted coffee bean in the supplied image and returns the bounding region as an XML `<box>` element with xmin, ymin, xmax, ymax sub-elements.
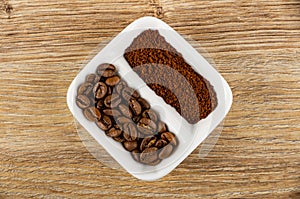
<box><xmin>123</xmin><ymin>141</ymin><xmax>138</xmax><ymax>151</ymax></box>
<box><xmin>131</xmin><ymin>89</ymin><xmax>140</xmax><ymax>98</ymax></box>
<box><xmin>112</xmin><ymin>94</ymin><xmax>122</xmax><ymax>108</ymax></box>
<box><xmin>77</xmin><ymin>64</ymin><xmax>178</xmax><ymax>166</ymax></box>
<box><xmin>115</xmin><ymin>80</ymin><xmax>127</xmax><ymax>94</ymax></box>
<box><xmin>140</xmin><ymin>136</ymin><xmax>157</xmax><ymax>151</ymax></box>
<box><xmin>122</xmin><ymin>87</ymin><xmax>139</xmax><ymax>102</ymax></box>
<box><xmin>107</xmin><ymin>86</ymin><xmax>112</xmax><ymax>95</ymax></box>
<box><xmin>161</xmin><ymin>132</ymin><xmax>177</xmax><ymax>146</ymax></box>
<box><xmin>137</xmin><ymin>98</ymin><xmax>150</xmax><ymax>110</ymax></box>
<box><xmin>86</xmin><ymin>73</ymin><xmax>100</xmax><ymax>84</ymax></box>
<box><xmin>155</xmin><ymin>139</ymin><xmax>168</xmax><ymax>149</ymax></box>
<box><xmin>142</xmin><ymin>109</ymin><xmax>158</xmax><ymax>122</ymax></box>
<box><xmin>103</xmin><ymin>109</ymin><xmax>121</xmax><ymax>117</ymax></box>
<box><xmin>83</xmin><ymin>107</ymin><xmax>101</xmax><ymax>122</ymax></box>
<box><xmin>106</xmin><ymin>127</ymin><xmax>122</xmax><ymax>138</ymax></box>
<box><xmin>76</xmin><ymin>94</ymin><xmax>90</xmax><ymax>109</ymax></box>
<box><xmin>78</xmin><ymin>82</ymin><xmax>93</xmax><ymax>96</ymax></box>
<box><xmin>118</xmin><ymin>104</ymin><xmax>132</xmax><ymax>118</ymax></box>
<box><xmin>157</xmin><ymin>121</ymin><xmax>167</xmax><ymax>133</ymax></box>
<box><xmin>113</xmin><ymin>136</ymin><xmax>125</xmax><ymax>143</ymax></box>
<box><xmin>102</xmin><ymin>108</ymin><xmax>111</xmax><ymax>115</ymax></box>
<box><xmin>114</xmin><ymin>123</ymin><xmax>120</xmax><ymax>129</ymax></box>
<box><xmin>96</xmin><ymin>99</ymin><xmax>104</xmax><ymax>109</ymax></box>
<box><xmin>137</xmin><ymin>117</ymin><xmax>156</xmax><ymax>135</ymax></box>
<box><xmin>140</xmin><ymin>147</ymin><xmax>158</xmax><ymax>164</ymax></box>
<box><xmin>123</xmin><ymin>122</ymin><xmax>138</xmax><ymax>141</ymax></box>
<box><xmin>132</xmin><ymin>115</ymin><xmax>141</xmax><ymax>123</ymax></box>
<box><xmin>102</xmin><ymin>69</ymin><xmax>116</xmax><ymax>78</ymax></box>
<box><xmin>116</xmin><ymin>116</ymin><xmax>132</xmax><ymax>126</ymax></box>
<box><xmin>158</xmin><ymin>144</ymin><xmax>173</xmax><ymax>159</ymax></box>
<box><xmin>97</xmin><ymin>63</ymin><xmax>116</xmax><ymax>77</ymax></box>
<box><xmin>106</xmin><ymin>75</ymin><xmax>120</xmax><ymax>86</ymax></box>
<box><xmin>96</xmin><ymin>115</ymin><xmax>112</xmax><ymax>131</ymax></box>
<box><xmin>103</xmin><ymin>96</ymin><xmax>111</xmax><ymax>108</ymax></box>
<box><xmin>97</xmin><ymin>63</ymin><xmax>115</xmax><ymax>72</ymax></box>
<box><xmin>147</xmin><ymin>158</ymin><xmax>161</xmax><ymax>166</ymax></box>
<box><xmin>129</xmin><ymin>98</ymin><xmax>142</xmax><ymax>116</ymax></box>
<box><xmin>93</xmin><ymin>82</ymin><xmax>107</xmax><ymax>99</ymax></box>
<box><xmin>131</xmin><ymin>149</ymin><xmax>140</xmax><ymax>162</ymax></box>
<box><xmin>104</xmin><ymin>94</ymin><xmax>121</xmax><ymax>108</ymax></box>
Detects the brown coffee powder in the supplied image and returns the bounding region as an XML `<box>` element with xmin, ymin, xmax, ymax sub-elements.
<box><xmin>124</xmin><ymin>29</ymin><xmax>217</xmax><ymax>124</ymax></box>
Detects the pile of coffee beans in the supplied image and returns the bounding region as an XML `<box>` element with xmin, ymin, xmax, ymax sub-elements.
<box><xmin>124</xmin><ymin>29</ymin><xmax>217</xmax><ymax>124</ymax></box>
<box><xmin>76</xmin><ymin>63</ymin><xmax>177</xmax><ymax>166</ymax></box>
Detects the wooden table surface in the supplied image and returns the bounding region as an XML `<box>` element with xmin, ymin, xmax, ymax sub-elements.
<box><xmin>1</xmin><ymin>0</ymin><xmax>299</xmax><ymax>198</ymax></box>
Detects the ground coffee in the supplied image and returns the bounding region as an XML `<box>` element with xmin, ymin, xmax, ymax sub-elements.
<box><xmin>76</xmin><ymin>63</ymin><xmax>178</xmax><ymax>166</ymax></box>
<box><xmin>124</xmin><ymin>29</ymin><xmax>217</xmax><ymax>124</ymax></box>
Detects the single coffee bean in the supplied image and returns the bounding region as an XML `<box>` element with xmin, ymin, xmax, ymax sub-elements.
<box><xmin>102</xmin><ymin>108</ymin><xmax>112</xmax><ymax>116</ymax></box>
<box><xmin>107</xmin><ymin>86</ymin><xmax>112</xmax><ymax>95</ymax></box>
<box><xmin>157</xmin><ymin>121</ymin><xmax>167</xmax><ymax>133</ymax></box>
<box><xmin>147</xmin><ymin>158</ymin><xmax>161</xmax><ymax>166</ymax></box>
<box><xmin>123</xmin><ymin>141</ymin><xmax>138</xmax><ymax>152</ymax></box>
<box><xmin>102</xmin><ymin>69</ymin><xmax>116</xmax><ymax>78</ymax></box>
<box><xmin>137</xmin><ymin>98</ymin><xmax>150</xmax><ymax>110</ymax></box>
<box><xmin>96</xmin><ymin>99</ymin><xmax>104</xmax><ymax>109</ymax></box>
<box><xmin>113</xmin><ymin>136</ymin><xmax>125</xmax><ymax>143</ymax></box>
<box><xmin>140</xmin><ymin>147</ymin><xmax>158</xmax><ymax>164</ymax></box>
<box><xmin>137</xmin><ymin>117</ymin><xmax>157</xmax><ymax>135</ymax></box>
<box><xmin>96</xmin><ymin>115</ymin><xmax>112</xmax><ymax>131</ymax></box>
<box><xmin>97</xmin><ymin>63</ymin><xmax>116</xmax><ymax>77</ymax></box>
<box><xmin>132</xmin><ymin>115</ymin><xmax>141</xmax><ymax>123</ymax></box>
<box><xmin>115</xmin><ymin>80</ymin><xmax>127</xmax><ymax>94</ymax></box>
<box><xmin>83</xmin><ymin>106</ymin><xmax>101</xmax><ymax>122</ymax></box>
<box><xmin>129</xmin><ymin>98</ymin><xmax>142</xmax><ymax>116</ymax></box>
<box><xmin>76</xmin><ymin>94</ymin><xmax>90</xmax><ymax>109</ymax></box>
<box><xmin>97</xmin><ymin>63</ymin><xmax>115</xmax><ymax>72</ymax></box>
<box><xmin>140</xmin><ymin>136</ymin><xmax>157</xmax><ymax>151</ymax></box>
<box><xmin>123</xmin><ymin>122</ymin><xmax>138</xmax><ymax>141</ymax></box>
<box><xmin>131</xmin><ymin>149</ymin><xmax>140</xmax><ymax>162</ymax></box>
<box><xmin>116</xmin><ymin>116</ymin><xmax>132</xmax><ymax>126</ymax></box>
<box><xmin>142</xmin><ymin>109</ymin><xmax>158</xmax><ymax>122</ymax></box>
<box><xmin>78</xmin><ymin>82</ymin><xmax>93</xmax><ymax>96</ymax></box>
<box><xmin>106</xmin><ymin>75</ymin><xmax>120</xmax><ymax>86</ymax></box>
<box><xmin>155</xmin><ymin>139</ymin><xmax>168</xmax><ymax>149</ymax></box>
<box><xmin>104</xmin><ymin>95</ymin><xmax>111</xmax><ymax>108</ymax></box>
<box><xmin>122</xmin><ymin>87</ymin><xmax>140</xmax><ymax>102</ymax></box>
<box><xmin>160</xmin><ymin>132</ymin><xmax>177</xmax><ymax>146</ymax></box>
<box><xmin>104</xmin><ymin>94</ymin><xmax>121</xmax><ymax>108</ymax></box>
<box><xmin>86</xmin><ymin>73</ymin><xmax>100</xmax><ymax>84</ymax></box>
<box><xmin>118</xmin><ymin>104</ymin><xmax>133</xmax><ymax>118</ymax></box>
<box><xmin>111</xmin><ymin>95</ymin><xmax>122</xmax><ymax>108</ymax></box>
<box><xmin>158</xmin><ymin>144</ymin><xmax>173</xmax><ymax>159</ymax></box>
<box><xmin>106</xmin><ymin>127</ymin><xmax>122</xmax><ymax>138</ymax></box>
<box><xmin>114</xmin><ymin>123</ymin><xmax>120</xmax><ymax>130</ymax></box>
<box><xmin>93</xmin><ymin>82</ymin><xmax>107</xmax><ymax>99</ymax></box>
<box><xmin>103</xmin><ymin>109</ymin><xmax>121</xmax><ymax>117</ymax></box>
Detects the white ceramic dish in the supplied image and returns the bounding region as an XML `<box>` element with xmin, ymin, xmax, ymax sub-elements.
<box><xmin>67</xmin><ymin>16</ymin><xmax>233</xmax><ymax>181</ymax></box>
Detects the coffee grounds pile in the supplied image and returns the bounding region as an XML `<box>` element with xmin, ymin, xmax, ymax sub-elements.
<box><xmin>124</xmin><ymin>29</ymin><xmax>217</xmax><ymax>124</ymax></box>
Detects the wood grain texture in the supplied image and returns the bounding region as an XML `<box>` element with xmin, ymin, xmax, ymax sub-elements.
<box><xmin>0</xmin><ymin>0</ymin><xmax>299</xmax><ymax>198</ymax></box>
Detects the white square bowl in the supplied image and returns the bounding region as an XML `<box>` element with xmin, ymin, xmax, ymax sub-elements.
<box><xmin>67</xmin><ymin>16</ymin><xmax>233</xmax><ymax>181</ymax></box>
